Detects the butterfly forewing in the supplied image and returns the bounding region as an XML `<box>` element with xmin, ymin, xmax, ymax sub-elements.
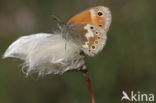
<box><xmin>67</xmin><ymin>6</ymin><xmax>112</xmax><ymax>32</ymax></box>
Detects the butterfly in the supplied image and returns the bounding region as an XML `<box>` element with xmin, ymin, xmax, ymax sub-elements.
<box><xmin>60</xmin><ymin>6</ymin><xmax>112</xmax><ymax>56</ymax></box>
<box><xmin>3</xmin><ymin>6</ymin><xmax>112</xmax><ymax>76</ymax></box>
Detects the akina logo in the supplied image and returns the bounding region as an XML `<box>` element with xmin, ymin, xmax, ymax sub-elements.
<box><xmin>121</xmin><ymin>91</ymin><xmax>155</xmax><ymax>102</ymax></box>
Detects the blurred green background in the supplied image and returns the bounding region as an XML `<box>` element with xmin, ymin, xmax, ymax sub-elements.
<box><xmin>0</xmin><ymin>0</ymin><xmax>156</xmax><ymax>103</ymax></box>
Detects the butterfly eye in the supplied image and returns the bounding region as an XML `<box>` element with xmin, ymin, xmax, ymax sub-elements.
<box><xmin>90</xmin><ymin>26</ymin><xmax>94</xmax><ymax>29</ymax></box>
<box><xmin>98</xmin><ymin>12</ymin><xmax>103</xmax><ymax>16</ymax></box>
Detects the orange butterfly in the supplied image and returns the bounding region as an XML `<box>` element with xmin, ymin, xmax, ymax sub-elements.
<box><xmin>62</xmin><ymin>6</ymin><xmax>112</xmax><ymax>56</ymax></box>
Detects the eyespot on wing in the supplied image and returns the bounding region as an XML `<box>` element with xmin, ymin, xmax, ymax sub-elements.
<box><xmin>81</xmin><ymin>24</ymin><xmax>107</xmax><ymax>56</ymax></box>
<box><xmin>66</xmin><ymin>6</ymin><xmax>112</xmax><ymax>32</ymax></box>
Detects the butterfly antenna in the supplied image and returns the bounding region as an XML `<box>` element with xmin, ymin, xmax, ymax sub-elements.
<box><xmin>51</xmin><ymin>15</ymin><xmax>65</xmax><ymax>30</ymax></box>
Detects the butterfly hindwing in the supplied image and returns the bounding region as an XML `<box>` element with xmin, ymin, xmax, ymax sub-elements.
<box><xmin>66</xmin><ymin>23</ymin><xmax>107</xmax><ymax>56</ymax></box>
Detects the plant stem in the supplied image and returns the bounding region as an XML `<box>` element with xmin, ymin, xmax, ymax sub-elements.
<box><xmin>81</xmin><ymin>69</ymin><xmax>95</xmax><ymax>103</ymax></box>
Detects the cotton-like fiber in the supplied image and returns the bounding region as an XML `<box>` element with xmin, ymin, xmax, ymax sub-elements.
<box><xmin>3</xmin><ymin>33</ymin><xmax>85</xmax><ymax>76</ymax></box>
